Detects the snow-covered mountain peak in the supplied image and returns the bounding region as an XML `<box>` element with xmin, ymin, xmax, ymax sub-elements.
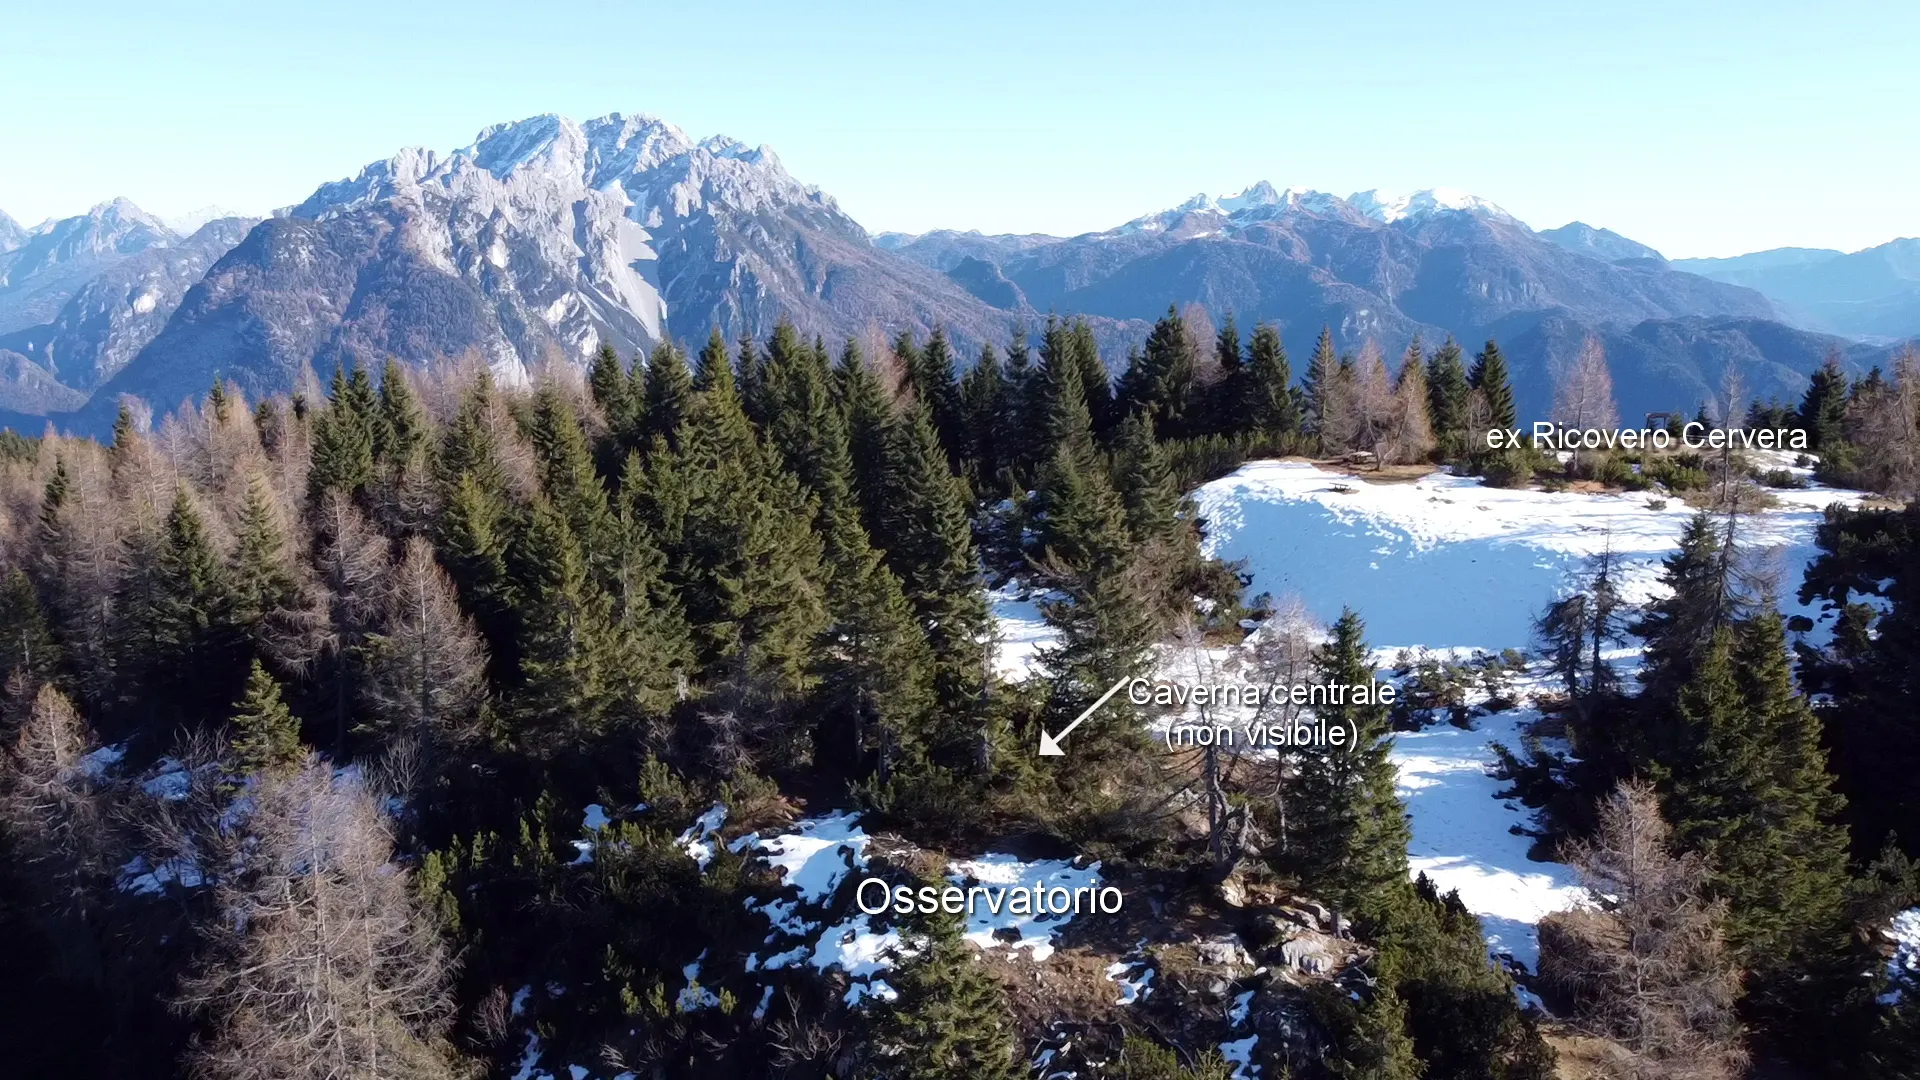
<box><xmin>295</xmin><ymin>112</ymin><xmax>830</xmax><ymax>225</ymax></box>
<box><xmin>1116</xmin><ymin>183</ymin><xmax>1354</xmax><ymax>234</ymax></box>
<box><xmin>0</xmin><ymin>208</ymin><xmax>26</xmax><ymax>254</ymax></box>
<box><xmin>1348</xmin><ymin>187</ymin><xmax>1514</xmax><ymax>225</ymax></box>
<box><xmin>1217</xmin><ymin>181</ymin><xmax>1289</xmax><ymax>212</ymax></box>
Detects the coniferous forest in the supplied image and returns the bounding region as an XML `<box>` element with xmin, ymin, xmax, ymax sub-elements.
<box><xmin>1</xmin><ymin>305</ymin><xmax>1916</xmax><ymax>1080</ymax></box>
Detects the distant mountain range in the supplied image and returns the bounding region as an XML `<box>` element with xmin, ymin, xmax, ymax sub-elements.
<box><xmin>2</xmin><ymin>114</ymin><xmax>1915</xmax><ymax>436</ymax></box>
<box><xmin>1675</xmin><ymin>240</ymin><xmax>1920</xmax><ymax>342</ymax></box>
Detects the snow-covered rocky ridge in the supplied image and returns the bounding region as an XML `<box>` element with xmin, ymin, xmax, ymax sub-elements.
<box><xmin>1114</xmin><ymin>182</ymin><xmax>1519</xmax><ymax>237</ymax></box>
<box><xmin>995</xmin><ymin>458</ymin><xmax>1868</xmax><ymax>974</ymax></box>
<box><xmin>287</xmin><ymin>112</ymin><xmax>844</xmax><ymax>380</ymax></box>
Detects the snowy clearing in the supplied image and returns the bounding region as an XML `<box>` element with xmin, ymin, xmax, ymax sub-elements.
<box><xmin>1186</xmin><ymin>460</ymin><xmax>1864</xmax><ymax>972</ymax></box>
<box><xmin>980</xmin><ymin>460</ymin><xmax>1869</xmax><ymax>975</ymax></box>
<box><xmin>1193</xmin><ymin>460</ymin><xmax>1859</xmax><ymax>651</ymax></box>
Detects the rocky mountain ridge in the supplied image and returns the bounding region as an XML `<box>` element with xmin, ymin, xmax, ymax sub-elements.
<box><xmin>3</xmin><ymin>117</ymin><xmax>1915</xmax><ymax>433</ymax></box>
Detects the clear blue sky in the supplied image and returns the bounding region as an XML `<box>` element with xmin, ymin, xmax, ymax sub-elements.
<box><xmin>3</xmin><ymin>0</ymin><xmax>1914</xmax><ymax>258</ymax></box>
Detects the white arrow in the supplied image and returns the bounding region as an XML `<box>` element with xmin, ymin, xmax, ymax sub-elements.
<box><xmin>1038</xmin><ymin>674</ymin><xmax>1134</xmax><ymax>756</ymax></box>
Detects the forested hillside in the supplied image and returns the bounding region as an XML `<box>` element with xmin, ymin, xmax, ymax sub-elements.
<box><xmin>1</xmin><ymin>306</ymin><xmax>1917</xmax><ymax>1078</ymax></box>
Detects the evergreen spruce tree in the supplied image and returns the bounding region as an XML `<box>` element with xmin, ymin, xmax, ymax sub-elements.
<box><xmin>667</xmin><ymin>366</ymin><xmax>827</xmax><ymax>701</ymax></box>
<box><xmin>435</xmin><ymin>371</ymin><xmax>506</xmax><ymax>499</ymax></box>
<box><xmin>1036</xmin><ymin>320</ymin><xmax>1101</xmax><ymax>469</ymax></box>
<box><xmin>1632</xmin><ymin>513</ymin><xmax>1745</xmax><ymax>720</ymax></box>
<box><xmin>110</xmin><ymin>400</ymin><xmax>139</xmax><ymax>460</ymax></box>
<box><xmin>1326</xmin><ymin>984</ymin><xmax>1423</xmax><ymax>1080</ymax></box>
<box><xmin>1112</xmin><ymin>412</ymin><xmax>1184</xmax><ymax>548</ymax></box>
<box><xmin>1666</xmin><ymin>615</ymin><xmax>1857</xmax><ymax>1031</ymax></box>
<box><xmin>1212</xmin><ymin>313</ymin><xmax>1245</xmax><ymax>436</ymax></box>
<box><xmin>958</xmin><ymin>342</ymin><xmax>1005</xmax><ymax>489</ymax></box>
<box><xmin>836</xmin><ymin>339</ymin><xmax>896</xmax><ymax>539</ymax></box>
<box><xmin>642</xmin><ymin>339</ymin><xmax>696</xmax><ymax>451</ymax></box>
<box><xmin>587</xmin><ymin>343</ymin><xmax>642</xmax><ymax>457</ymax></box>
<box><xmin>374</xmin><ymin>358</ymin><xmax>427</xmax><ymax>468</ymax></box>
<box><xmin>997</xmin><ymin>329</ymin><xmax>1040</xmax><ymax>482</ymax></box>
<box><xmin>601</xmin><ymin>468</ymin><xmax>694</xmax><ymax>724</ymax></box>
<box><xmin>696</xmin><ymin>328</ymin><xmax>736</xmax><ymax>394</ymax></box>
<box><xmin>1470</xmin><ymin>340</ymin><xmax>1517</xmax><ymax>432</ymax></box>
<box><xmin>437</xmin><ymin>475</ymin><xmax>517</xmax><ymax>682</ymax></box>
<box><xmin>871</xmin><ymin>912</ymin><xmax>1023</xmax><ymax>1080</ymax></box>
<box><xmin>0</xmin><ymin>567</ymin><xmax>59</xmax><ymax>690</ymax></box>
<box><xmin>1797</xmin><ymin>352</ymin><xmax>1851</xmax><ymax>452</ymax></box>
<box><xmin>143</xmin><ymin>486</ymin><xmax>240</xmax><ymax>722</ymax></box>
<box><xmin>1302</xmin><ymin>326</ymin><xmax>1342</xmax><ymax>454</ymax></box>
<box><xmin>910</xmin><ymin>326</ymin><xmax>965</xmax><ymax>461</ymax></box>
<box><xmin>1117</xmin><ymin>305</ymin><xmax>1200</xmax><ymax>438</ymax></box>
<box><xmin>735</xmin><ymin>334</ymin><xmax>771</xmax><ymax>428</ymax></box>
<box><xmin>230</xmin><ymin>659</ymin><xmax>302</xmax><ymax>779</ymax></box>
<box><xmin>37</xmin><ymin>455</ymin><xmax>69</xmax><ymax>547</ymax></box>
<box><xmin>880</xmin><ymin>402</ymin><xmax>990</xmax><ymax>716</ymax></box>
<box><xmin>509</xmin><ymin>496</ymin><xmax>617</xmax><ymax>752</ymax></box>
<box><xmin>762</xmin><ymin>345</ymin><xmax>935</xmax><ymax>771</ymax></box>
<box><xmin>1056</xmin><ymin>319</ymin><xmax>1113</xmax><ymax>437</ymax></box>
<box><xmin>207</xmin><ymin>378</ymin><xmax>230</xmax><ymax>425</ymax></box>
<box><xmin>525</xmin><ymin>381</ymin><xmax>616</xmax><ymax>565</ymax></box>
<box><xmin>1426</xmin><ymin>336</ymin><xmax>1471</xmax><ymax>457</ymax></box>
<box><xmin>1286</xmin><ymin>609</ymin><xmax>1410</xmax><ymax>930</ymax></box>
<box><xmin>1032</xmin><ymin>434</ymin><xmax>1158</xmax><ymax>763</ymax></box>
<box><xmin>228</xmin><ymin>474</ymin><xmax>301</xmax><ymax>642</ymax></box>
<box><xmin>308</xmin><ymin>364</ymin><xmax>377</xmax><ymax>503</ymax></box>
<box><xmin>1243</xmin><ymin>322</ymin><xmax>1298</xmax><ymax>444</ymax></box>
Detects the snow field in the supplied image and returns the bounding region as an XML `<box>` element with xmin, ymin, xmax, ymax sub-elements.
<box><xmin>985</xmin><ymin>459</ymin><xmax>1868</xmax><ymax>983</ymax></box>
<box><xmin>1192</xmin><ymin>460</ymin><xmax>1858</xmax><ymax>651</ymax></box>
<box><xmin>1183</xmin><ymin>460</ymin><xmax>1865</xmax><ymax>974</ymax></box>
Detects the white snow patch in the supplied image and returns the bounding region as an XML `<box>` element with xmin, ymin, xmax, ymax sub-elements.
<box><xmin>1393</xmin><ymin>704</ymin><xmax>1583</xmax><ymax>971</ymax></box>
<box><xmin>1220</xmin><ymin>1034</ymin><xmax>1260</xmax><ymax>1079</ymax></box>
<box><xmin>677</xmin><ymin>803</ymin><xmax>728</xmax><ymax>869</ymax></box>
<box><xmin>989</xmin><ymin>582</ymin><xmax>1060</xmax><ymax>681</ymax></box>
<box><xmin>676</xmin><ymin>951</ymin><xmax>721</xmax><ymax>1012</ymax></box>
<box><xmin>807</xmin><ymin>913</ymin><xmax>914</xmax><ymax>1004</ymax></box>
<box><xmin>510</xmin><ymin>1033</ymin><xmax>547</xmax><ymax>1080</ymax></box>
<box><xmin>1884</xmin><ymin>908</ymin><xmax>1920</xmax><ymax>1004</ymax></box>
<box><xmin>741</xmin><ymin>811</ymin><xmax>872</xmax><ymax>941</ymax></box>
<box><xmin>79</xmin><ymin>743</ymin><xmax>125</xmax><ymax>777</ymax></box>
<box><xmin>1105</xmin><ymin>959</ymin><xmax>1155</xmax><ymax>1005</ymax></box>
<box><xmin>946</xmin><ymin>855</ymin><xmax>1103</xmax><ymax>962</ymax></box>
<box><xmin>141</xmin><ymin>757</ymin><xmax>192</xmax><ymax>801</ymax></box>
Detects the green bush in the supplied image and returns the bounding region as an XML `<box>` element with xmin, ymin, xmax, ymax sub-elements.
<box><xmin>1478</xmin><ymin>448</ymin><xmax>1535</xmax><ymax>488</ymax></box>
<box><xmin>1646</xmin><ymin>458</ymin><xmax>1709</xmax><ymax>491</ymax></box>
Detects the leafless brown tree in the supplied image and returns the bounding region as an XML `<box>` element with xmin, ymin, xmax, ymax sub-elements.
<box><xmin>300</xmin><ymin>494</ymin><xmax>392</xmax><ymax>753</ymax></box>
<box><xmin>1552</xmin><ymin>337</ymin><xmax>1621</xmax><ymax>434</ymax></box>
<box><xmin>1387</xmin><ymin>348</ymin><xmax>1436</xmax><ymax>465</ymax></box>
<box><xmin>1348</xmin><ymin>341</ymin><xmax>1397</xmax><ymax>463</ymax></box>
<box><xmin>0</xmin><ymin>682</ymin><xmax>117</xmax><ymax>983</ymax></box>
<box><xmin>1539</xmin><ymin>780</ymin><xmax>1746</xmax><ymax>1080</ymax></box>
<box><xmin>359</xmin><ymin>537</ymin><xmax>489</xmax><ymax>790</ymax></box>
<box><xmin>175</xmin><ymin>757</ymin><xmax>461</xmax><ymax>1080</ymax></box>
